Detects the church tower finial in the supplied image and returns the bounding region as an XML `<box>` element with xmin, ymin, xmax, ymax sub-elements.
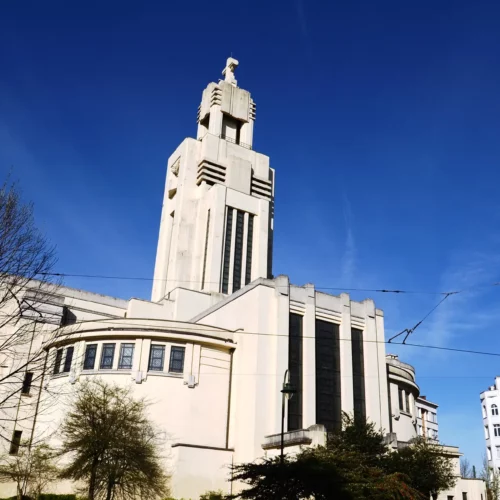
<box><xmin>222</xmin><ymin>57</ymin><xmax>239</xmax><ymax>86</ymax></box>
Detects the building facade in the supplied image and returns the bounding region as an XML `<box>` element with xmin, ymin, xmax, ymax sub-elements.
<box><xmin>0</xmin><ymin>59</ymin><xmax>486</xmax><ymax>500</ymax></box>
<box><xmin>480</xmin><ymin>377</ymin><xmax>500</xmax><ymax>471</ymax></box>
<box><xmin>416</xmin><ymin>396</ymin><xmax>439</xmax><ymax>442</ymax></box>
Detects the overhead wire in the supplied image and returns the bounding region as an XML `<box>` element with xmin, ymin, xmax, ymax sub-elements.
<box><xmin>38</xmin><ymin>272</ymin><xmax>456</xmax><ymax>295</ymax></box>
<box><xmin>47</xmin><ymin>317</ymin><xmax>500</xmax><ymax>359</ymax></box>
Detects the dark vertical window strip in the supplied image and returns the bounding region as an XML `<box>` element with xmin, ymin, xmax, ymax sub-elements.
<box><xmin>232</xmin><ymin>211</ymin><xmax>244</xmax><ymax>292</ymax></box>
<box><xmin>315</xmin><ymin>320</ymin><xmax>341</xmax><ymax>433</ymax></box>
<box><xmin>221</xmin><ymin>209</ymin><xmax>233</xmax><ymax>294</ymax></box>
<box><xmin>351</xmin><ymin>328</ymin><xmax>366</xmax><ymax>421</ymax></box>
<box><xmin>201</xmin><ymin>210</ymin><xmax>211</xmax><ymax>290</ymax></box>
<box><xmin>9</xmin><ymin>430</ymin><xmax>22</xmax><ymax>455</ymax></box>
<box><xmin>63</xmin><ymin>347</ymin><xmax>74</xmax><ymax>373</ymax></box>
<box><xmin>245</xmin><ymin>214</ymin><xmax>254</xmax><ymax>285</ymax></box>
<box><xmin>288</xmin><ymin>313</ymin><xmax>303</xmax><ymax>431</ymax></box>
<box><xmin>53</xmin><ymin>349</ymin><xmax>63</xmax><ymax>375</ymax></box>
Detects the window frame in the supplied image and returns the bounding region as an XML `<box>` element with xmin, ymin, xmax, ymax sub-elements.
<box><xmin>83</xmin><ymin>344</ymin><xmax>98</xmax><ymax>370</ymax></box>
<box><xmin>21</xmin><ymin>372</ymin><xmax>34</xmax><ymax>395</ymax></box>
<box><xmin>9</xmin><ymin>430</ymin><xmax>22</xmax><ymax>455</ymax></box>
<box><xmin>492</xmin><ymin>404</ymin><xmax>499</xmax><ymax>416</ymax></box>
<box><xmin>53</xmin><ymin>348</ymin><xmax>63</xmax><ymax>375</ymax></box>
<box><xmin>494</xmin><ymin>424</ymin><xmax>500</xmax><ymax>437</ymax></box>
<box><xmin>99</xmin><ymin>343</ymin><xmax>116</xmax><ymax>370</ymax></box>
<box><xmin>118</xmin><ymin>343</ymin><xmax>134</xmax><ymax>370</ymax></box>
<box><xmin>398</xmin><ymin>387</ymin><xmax>404</xmax><ymax>411</ymax></box>
<box><xmin>63</xmin><ymin>346</ymin><xmax>74</xmax><ymax>373</ymax></box>
<box><xmin>168</xmin><ymin>346</ymin><xmax>186</xmax><ymax>374</ymax></box>
<box><xmin>405</xmin><ymin>391</ymin><xmax>411</xmax><ymax>414</ymax></box>
<box><xmin>148</xmin><ymin>344</ymin><xmax>166</xmax><ymax>372</ymax></box>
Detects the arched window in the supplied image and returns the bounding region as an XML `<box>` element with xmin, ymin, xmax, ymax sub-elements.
<box><xmin>492</xmin><ymin>404</ymin><xmax>499</xmax><ymax>416</ymax></box>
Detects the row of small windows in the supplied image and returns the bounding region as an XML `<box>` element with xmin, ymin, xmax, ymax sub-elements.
<box><xmin>53</xmin><ymin>342</ymin><xmax>185</xmax><ymax>375</ymax></box>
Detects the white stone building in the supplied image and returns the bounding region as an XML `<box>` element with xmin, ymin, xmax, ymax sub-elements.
<box><xmin>480</xmin><ymin>377</ymin><xmax>500</xmax><ymax>472</ymax></box>
<box><xmin>0</xmin><ymin>59</ymin><xmax>486</xmax><ymax>500</ymax></box>
<box><xmin>417</xmin><ymin>395</ymin><xmax>439</xmax><ymax>442</ymax></box>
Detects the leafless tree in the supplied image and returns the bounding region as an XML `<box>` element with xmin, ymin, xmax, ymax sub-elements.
<box><xmin>460</xmin><ymin>457</ymin><xmax>472</xmax><ymax>478</ymax></box>
<box><xmin>0</xmin><ymin>441</ymin><xmax>59</xmax><ymax>500</ymax></box>
<box><xmin>480</xmin><ymin>453</ymin><xmax>500</xmax><ymax>500</ymax></box>
<box><xmin>0</xmin><ymin>179</ymin><xmax>61</xmax><ymax>449</ymax></box>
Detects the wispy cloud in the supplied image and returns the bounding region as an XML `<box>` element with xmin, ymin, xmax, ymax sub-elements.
<box><xmin>294</xmin><ymin>0</ymin><xmax>308</xmax><ymax>39</ymax></box>
<box><xmin>397</xmin><ymin>246</ymin><xmax>500</xmax><ymax>361</ymax></box>
<box><xmin>294</xmin><ymin>0</ymin><xmax>314</xmax><ymax>61</ymax></box>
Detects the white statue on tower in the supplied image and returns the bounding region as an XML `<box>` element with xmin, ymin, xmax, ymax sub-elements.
<box><xmin>222</xmin><ymin>57</ymin><xmax>239</xmax><ymax>87</ymax></box>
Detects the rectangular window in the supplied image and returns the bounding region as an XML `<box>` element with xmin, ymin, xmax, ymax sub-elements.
<box><xmin>63</xmin><ymin>346</ymin><xmax>74</xmax><ymax>373</ymax></box>
<box><xmin>496</xmin><ymin>446</ymin><xmax>500</xmax><ymax>459</ymax></box>
<box><xmin>168</xmin><ymin>346</ymin><xmax>185</xmax><ymax>373</ymax></box>
<box><xmin>221</xmin><ymin>209</ymin><xmax>233</xmax><ymax>294</ymax></box>
<box><xmin>486</xmin><ymin>426</ymin><xmax>490</xmax><ymax>439</ymax></box>
<box><xmin>232</xmin><ymin>211</ymin><xmax>245</xmax><ymax>292</ymax></box>
<box><xmin>351</xmin><ymin>328</ymin><xmax>366</xmax><ymax>421</ymax></box>
<box><xmin>315</xmin><ymin>319</ymin><xmax>341</xmax><ymax>433</ymax></box>
<box><xmin>148</xmin><ymin>344</ymin><xmax>165</xmax><ymax>371</ymax></box>
<box><xmin>245</xmin><ymin>214</ymin><xmax>254</xmax><ymax>285</ymax></box>
<box><xmin>288</xmin><ymin>313</ymin><xmax>303</xmax><ymax>431</ymax></box>
<box><xmin>462</xmin><ymin>493</ymin><xmax>468</xmax><ymax>500</ymax></box>
<box><xmin>488</xmin><ymin>447</ymin><xmax>492</xmax><ymax>460</ymax></box>
<box><xmin>99</xmin><ymin>343</ymin><xmax>115</xmax><ymax>369</ymax></box>
<box><xmin>201</xmin><ymin>210</ymin><xmax>210</xmax><ymax>290</ymax></box>
<box><xmin>447</xmin><ymin>497</ymin><xmax>454</xmax><ymax>500</ymax></box>
<box><xmin>398</xmin><ymin>388</ymin><xmax>404</xmax><ymax>411</ymax></box>
<box><xmin>494</xmin><ymin>424</ymin><xmax>500</xmax><ymax>437</ymax></box>
<box><xmin>21</xmin><ymin>372</ymin><xmax>33</xmax><ymax>395</ymax></box>
<box><xmin>53</xmin><ymin>348</ymin><xmax>63</xmax><ymax>375</ymax></box>
<box><xmin>9</xmin><ymin>430</ymin><xmax>22</xmax><ymax>455</ymax></box>
<box><xmin>83</xmin><ymin>344</ymin><xmax>97</xmax><ymax>370</ymax></box>
<box><xmin>405</xmin><ymin>392</ymin><xmax>411</xmax><ymax>414</ymax></box>
<box><xmin>118</xmin><ymin>343</ymin><xmax>134</xmax><ymax>370</ymax></box>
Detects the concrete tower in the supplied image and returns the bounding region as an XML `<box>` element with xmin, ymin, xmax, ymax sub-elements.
<box><xmin>152</xmin><ymin>58</ymin><xmax>274</xmax><ymax>302</ymax></box>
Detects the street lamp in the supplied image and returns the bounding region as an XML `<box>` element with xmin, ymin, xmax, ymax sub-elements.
<box><xmin>280</xmin><ymin>369</ymin><xmax>297</xmax><ymax>464</ymax></box>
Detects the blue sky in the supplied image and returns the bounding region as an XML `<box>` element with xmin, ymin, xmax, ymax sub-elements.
<box><xmin>2</xmin><ymin>0</ymin><xmax>500</xmax><ymax>467</ymax></box>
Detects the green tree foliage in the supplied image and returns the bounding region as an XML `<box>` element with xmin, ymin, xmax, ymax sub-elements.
<box><xmin>383</xmin><ymin>437</ymin><xmax>456</xmax><ymax>498</ymax></box>
<box><xmin>59</xmin><ymin>379</ymin><xmax>169</xmax><ymax>500</ymax></box>
<box><xmin>199</xmin><ymin>491</ymin><xmax>226</xmax><ymax>500</ymax></box>
<box><xmin>230</xmin><ymin>413</ymin><xmax>456</xmax><ymax>500</ymax></box>
<box><xmin>0</xmin><ymin>443</ymin><xmax>58</xmax><ymax>500</ymax></box>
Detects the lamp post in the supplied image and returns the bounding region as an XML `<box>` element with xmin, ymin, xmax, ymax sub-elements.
<box><xmin>280</xmin><ymin>369</ymin><xmax>296</xmax><ymax>465</ymax></box>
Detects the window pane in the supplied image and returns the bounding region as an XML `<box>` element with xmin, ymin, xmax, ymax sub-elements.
<box><xmin>100</xmin><ymin>343</ymin><xmax>115</xmax><ymax>369</ymax></box>
<box><xmin>398</xmin><ymin>388</ymin><xmax>404</xmax><ymax>411</ymax></box>
<box><xmin>405</xmin><ymin>392</ymin><xmax>410</xmax><ymax>414</ymax></box>
<box><xmin>148</xmin><ymin>345</ymin><xmax>165</xmax><ymax>371</ymax></box>
<box><xmin>9</xmin><ymin>430</ymin><xmax>22</xmax><ymax>455</ymax></box>
<box><xmin>83</xmin><ymin>344</ymin><xmax>97</xmax><ymax>370</ymax></box>
<box><xmin>63</xmin><ymin>347</ymin><xmax>74</xmax><ymax>373</ymax></box>
<box><xmin>169</xmin><ymin>346</ymin><xmax>185</xmax><ymax>373</ymax></box>
<box><xmin>118</xmin><ymin>343</ymin><xmax>134</xmax><ymax>369</ymax></box>
<box><xmin>22</xmin><ymin>372</ymin><xmax>33</xmax><ymax>395</ymax></box>
<box><xmin>53</xmin><ymin>349</ymin><xmax>63</xmax><ymax>374</ymax></box>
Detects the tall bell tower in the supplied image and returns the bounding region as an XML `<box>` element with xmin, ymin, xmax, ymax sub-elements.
<box><xmin>151</xmin><ymin>59</ymin><xmax>275</xmax><ymax>302</ymax></box>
